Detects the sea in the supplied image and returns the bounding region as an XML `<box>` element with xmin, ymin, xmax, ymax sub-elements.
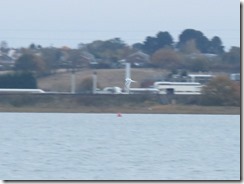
<box><xmin>0</xmin><ymin>113</ymin><xmax>240</xmax><ymax>180</ymax></box>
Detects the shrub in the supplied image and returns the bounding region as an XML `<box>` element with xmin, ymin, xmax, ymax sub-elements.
<box><xmin>77</xmin><ymin>77</ymin><xmax>101</xmax><ymax>94</ymax></box>
<box><xmin>201</xmin><ymin>76</ymin><xmax>240</xmax><ymax>106</ymax></box>
<box><xmin>0</xmin><ymin>72</ymin><xmax>37</xmax><ymax>89</ymax></box>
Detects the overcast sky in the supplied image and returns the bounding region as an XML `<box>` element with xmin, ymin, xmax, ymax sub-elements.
<box><xmin>0</xmin><ymin>0</ymin><xmax>240</xmax><ymax>50</ymax></box>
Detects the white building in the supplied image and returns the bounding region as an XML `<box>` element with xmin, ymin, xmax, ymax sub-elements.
<box><xmin>187</xmin><ymin>74</ymin><xmax>214</xmax><ymax>84</ymax></box>
<box><xmin>154</xmin><ymin>82</ymin><xmax>203</xmax><ymax>95</ymax></box>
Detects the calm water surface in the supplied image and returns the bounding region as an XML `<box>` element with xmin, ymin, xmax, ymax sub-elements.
<box><xmin>0</xmin><ymin>113</ymin><xmax>240</xmax><ymax>180</ymax></box>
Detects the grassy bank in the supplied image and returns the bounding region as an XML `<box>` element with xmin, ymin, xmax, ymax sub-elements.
<box><xmin>0</xmin><ymin>94</ymin><xmax>240</xmax><ymax>114</ymax></box>
<box><xmin>0</xmin><ymin>104</ymin><xmax>240</xmax><ymax>115</ymax></box>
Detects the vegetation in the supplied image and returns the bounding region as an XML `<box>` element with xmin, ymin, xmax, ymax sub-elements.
<box><xmin>0</xmin><ymin>94</ymin><xmax>240</xmax><ymax>114</ymax></box>
<box><xmin>140</xmin><ymin>31</ymin><xmax>174</xmax><ymax>54</ymax></box>
<box><xmin>0</xmin><ymin>28</ymin><xmax>240</xmax><ymax>74</ymax></box>
<box><xmin>0</xmin><ymin>72</ymin><xmax>37</xmax><ymax>89</ymax></box>
<box><xmin>151</xmin><ymin>48</ymin><xmax>181</xmax><ymax>69</ymax></box>
<box><xmin>77</xmin><ymin>77</ymin><xmax>94</xmax><ymax>93</ymax></box>
<box><xmin>177</xmin><ymin>29</ymin><xmax>224</xmax><ymax>54</ymax></box>
<box><xmin>201</xmin><ymin>76</ymin><xmax>240</xmax><ymax>106</ymax></box>
<box><xmin>15</xmin><ymin>53</ymin><xmax>46</xmax><ymax>75</ymax></box>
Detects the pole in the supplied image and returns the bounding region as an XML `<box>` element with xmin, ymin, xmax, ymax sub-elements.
<box><xmin>71</xmin><ymin>68</ymin><xmax>76</xmax><ymax>94</ymax></box>
<box><xmin>125</xmin><ymin>63</ymin><xmax>131</xmax><ymax>94</ymax></box>
<box><xmin>125</xmin><ymin>62</ymin><xmax>131</xmax><ymax>79</ymax></box>
<box><xmin>92</xmin><ymin>71</ymin><xmax>97</xmax><ymax>94</ymax></box>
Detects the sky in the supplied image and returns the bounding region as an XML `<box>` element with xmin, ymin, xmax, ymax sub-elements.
<box><xmin>0</xmin><ymin>0</ymin><xmax>240</xmax><ymax>51</ymax></box>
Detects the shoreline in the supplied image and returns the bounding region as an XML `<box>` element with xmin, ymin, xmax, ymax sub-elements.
<box><xmin>0</xmin><ymin>94</ymin><xmax>240</xmax><ymax>115</ymax></box>
<box><xmin>0</xmin><ymin>105</ymin><xmax>240</xmax><ymax>115</ymax></box>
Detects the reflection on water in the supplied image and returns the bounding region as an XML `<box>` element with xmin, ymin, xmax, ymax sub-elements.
<box><xmin>0</xmin><ymin>113</ymin><xmax>240</xmax><ymax>180</ymax></box>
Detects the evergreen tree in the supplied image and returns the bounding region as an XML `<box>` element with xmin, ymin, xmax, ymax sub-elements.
<box><xmin>209</xmin><ymin>36</ymin><xmax>224</xmax><ymax>54</ymax></box>
<box><xmin>142</xmin><ymin>31</ymin><xmax>173</xmax><ymax>54</ymax></box>
<box><xmin>178</xmin><ymin>29</ymin><xmax>211</xmax><ymax>53</ymax></box>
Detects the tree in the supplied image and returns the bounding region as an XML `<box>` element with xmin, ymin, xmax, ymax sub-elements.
<box><xmin>0</xmin><ymin>72</ymin><xmax>37</xmax><ymax>89</ymax></box>
<box><xmin>178</xmin><ymin>29</ymin><xmax>203</xmax><ymax>45</ymax></box>
<box><xmin>151</xmin><ymin>48</ymin><xmax>181</xmax><ymax>69</ymax></box>
<box><xmin>0</xmin><ymin>41</ymin><xmax>8</xmax><ymax>53</ymax></box>
<box><xmin>86</xmin><ymin>38</ymin><xmax>134</xmax><ymax>68</ymax></box>
<box><xmin>142</xmin><ymin>31</ymin><xmax>173</xmax><ymax>55</ymax></box>
<box><xmin>142</xmin><ymin>36</ymin><xmax>158</xmax><ymax>54</ymax></box>
<box><xmin>184</xmin><ymin>55</ymin><xmax>210</xmax><ymax>72</ymax></box>
<box><xmin>40</xmin><ymin>48</ymin><xmax>62</xmax><ymax>73</ymax></box>
<box><xmin>197</xmin><ymin>35</ymin><xmax>210</xmax><ymax>53</ymax></box>
<box><xmin>77</xmin><ymin>77</ymin><xmax>101</xmax><ymax>93</ymax></box>
<box><xmin>178</xmin><ymin>29</ymin><xmax>211</xmax><ymax>53</ymax></box>
<box><xmin>209</xmin><ymin>36</ymin><xmax>224</xmax><ymax>54</ymax></box>
<box><xmin>132</xmin><ymin>43</ymin><xmax>144</xmax><ymax>50</ymax></box>
<box><xmin>201</xmin><ymin>76</ymin><xmax>240</xmax><ymax>106</ymax></box>
<box><xmin>29</xmin><ymin>43</ymin><xmax>37</xmax><ymax>50</ymax></box>
<box><xmin>156</xmin><ymin>31</ymin><xmax>173</xmax><ymax>48</ymax></box>
<box><xmin>221</xmin><ymin>46</ymin><xmax>240</xmax><ymax>72</ymax></box>
<box><xmin>15</xmin><ymin>53</ymin><xmax>46</xmax><ymax>74</ymax></box>
<box><xmin>180</xmin><ymin>39</ymin><xmax>200</xmax><ymax>54</ymax></box>
<box><xmin>222</xmin><ymin>47</ymin><xmax>240</xmax><ymax>64</ymax></box>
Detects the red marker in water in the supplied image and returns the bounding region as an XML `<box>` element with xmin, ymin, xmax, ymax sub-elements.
<box><xmin>117</xmin><ymin>113</ymin><xmax>122</xmax><ymax>117</ymax></box>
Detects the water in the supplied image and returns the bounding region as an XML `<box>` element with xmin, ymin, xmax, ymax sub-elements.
<box><xmin>0</xmin><ymin>113</ymin><xmax>240</xmax><ymax>180</ymax></box>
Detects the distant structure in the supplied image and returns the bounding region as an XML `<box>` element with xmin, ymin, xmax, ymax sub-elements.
<box><xmin>126</xmin><ymin>51</ymin><xmax>150</xmax><ymax>67</ymax></box>
<box><xmin>230</xmin><ymin>73</ymin><xmax>240</xmax><ymax>81</ymax></box>
<box><xmin>0</xmin><ymin>88</ymin><xmax>45</xmax><ymax>94</ymax></box>
<box><xmin>124</xmin><ymin>63</ymin><xmax>136</xmax><ymax>94</ymax></box>
<box><xmin>92</xmin><ymin>71</ymin><xmax>97</xmax><ymax>94</ymax></box>
<box><xmin>187</xmin><ymin>74</ymin><xmax>214</xmax><ymax>84</ymax></box>
<box><xmin>70</xmin><ymin>69</ymin><xmax>76</xmax><ymax>94</ymax></box>
<box><xmin>153</xmin><ymin>81</ymin><xmax>203</xmax><ymax>95</ymax></box>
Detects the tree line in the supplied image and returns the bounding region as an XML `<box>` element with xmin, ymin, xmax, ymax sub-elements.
<box><xmin>0</xmin><ymin>28</ymin><xmax>240</xmax><ymax>74</ymax></box>
<box><xmin>133</xmin><ymin>29</ymin><xmax>224</xmax><ymax>55</ymax></box>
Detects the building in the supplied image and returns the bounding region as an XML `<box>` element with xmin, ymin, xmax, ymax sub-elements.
<box><xmin>126</xmin><ymin>51</ymin><xmax>150</xmax><ymax>67</ymax></box>
<box><xmin>230</xmin><ymin>73</ymin><xmax>240</xmax><ymax>81</ymax></box>
<box><xmin>187</xmin><ymin>74</ymin><xmax>214</xmax><ymax>84</ymax></box>
<box><xmin>0</xmin><ymin>54</ymin><xmax>15</xmax><ymax>70</ymax></box>
<box><xmin>154</xmin><ymin>81</ymin><xmax>203</xmax><ymax>95</ymax></box>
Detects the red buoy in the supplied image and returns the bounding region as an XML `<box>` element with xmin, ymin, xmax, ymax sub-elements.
<box><xmin>117</xmin><ymin>113</ymin><xmax>122</xmax><ymax>117</ymax></box>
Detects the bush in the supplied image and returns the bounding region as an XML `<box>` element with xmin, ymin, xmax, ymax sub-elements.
<box><xmin>0</xmin><ymin>72</ymin><xmax>37</xmax><ymax>89</ymax></box>
<box><xmin>77</xmin><ymin>77</ymin><xmax>102</xmax><ymax>94</ymax></box>
<box><xmin>201</xmin><ymin>76</ymin><xmax>240</xmax><ymax>106</ymax></box>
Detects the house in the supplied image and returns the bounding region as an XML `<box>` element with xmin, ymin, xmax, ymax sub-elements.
<box><xmin>230</xmin><ymin>73</ymin><xmax>240</xmax><ymax>81</ymax></box>
<box><xmin>126</xmin><ymin>51</ymin><xmax>150</xmax><ymax>67</ymax></box>
<box><xmin>0</xmin><ymin>54</ymin><xmax>15</xmax><ymax>70</ymax></box>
